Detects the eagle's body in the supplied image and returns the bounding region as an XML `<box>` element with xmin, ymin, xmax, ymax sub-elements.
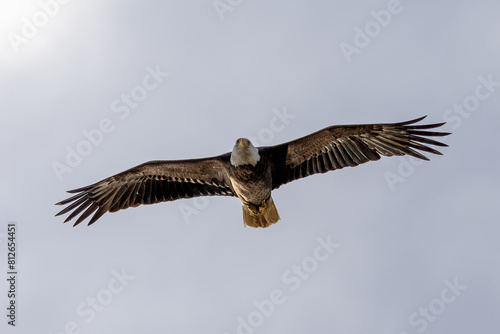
<box><xmin>228</xmin><ymin>138</ymin><xmax>279</xmax><ymax>227</ymax></box>
<box><xmin>56</xmin><ymin>116</ymin><xmax>450</xmax><ymax>228</ymax></box>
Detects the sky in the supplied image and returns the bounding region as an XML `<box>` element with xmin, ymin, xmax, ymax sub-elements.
<box><xmin>1</xmin><ymin>0</ymin><xmax>499</xmax><ymax>333</ymax></box>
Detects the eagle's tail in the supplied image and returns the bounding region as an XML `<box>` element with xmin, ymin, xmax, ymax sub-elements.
<box><xmin>242</xmin><ymin>197</ymin><xmax>281</xmax><ymax>228</ymax></box>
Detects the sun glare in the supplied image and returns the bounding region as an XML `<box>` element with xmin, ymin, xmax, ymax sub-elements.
<box><xmin>0</xmin><ymin>0</ymin><xmax>69</xmax><ymax>61</ymax></box>
<box><xmin>0</xmin><ymin>1</ymin><xmax>37</xmax><ymax>31</ymax></box>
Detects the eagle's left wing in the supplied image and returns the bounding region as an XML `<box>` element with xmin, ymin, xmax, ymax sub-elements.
<box><xmin>261</xmin><ymin>116</ymin><xmax>450</xmax><ymax>189</ymax></box>
<box><xmin>55</xmin><ymin>155</ymin><xmax>235</xmax><ymax>226</ymax></box>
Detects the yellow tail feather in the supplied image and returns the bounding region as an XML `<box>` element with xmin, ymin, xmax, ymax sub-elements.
<box><xmin>242</xmin><ymin>197</ymin><xmax>281</xmax><ymax>228</ymax></box>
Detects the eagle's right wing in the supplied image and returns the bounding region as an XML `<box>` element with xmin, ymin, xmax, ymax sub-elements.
<box><xmin>55</xmin><ymin>155</ymin><xmax>235</xmax><ymax>226</ymax></box>
<box><xmin>262</xmin><ymin>116</ymin><xmax>450</xmax><ymax>189</ymax></box>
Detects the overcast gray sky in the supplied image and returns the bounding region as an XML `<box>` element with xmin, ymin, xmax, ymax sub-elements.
<box><xmin>1</xmin><ymin>1</ymin><xmax>499</xmax><ymax>333</ymax></box>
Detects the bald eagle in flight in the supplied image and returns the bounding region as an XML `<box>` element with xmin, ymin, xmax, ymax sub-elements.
<box><xmin>56</xmin><ymin>116</ymin><xmax>449</xmax><ymax>228</ymax></box>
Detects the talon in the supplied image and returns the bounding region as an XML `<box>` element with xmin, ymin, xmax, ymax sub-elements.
<box><xmin>247</xmin><ymin>204</ymin><xmax>259</xmax><ymax>215</ymax></box>
<box><xmin>259</xmin><ymin>201</ymin><xmax>267</xmax><ymax>213</ymax></box>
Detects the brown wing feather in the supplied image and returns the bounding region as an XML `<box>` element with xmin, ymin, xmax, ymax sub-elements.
<box><xmin>55</xmin><ymin>154</ymin><xmax>235</xmax><ymax>226</ymax></box>
<box><xmin>264</xmin><ymin>116</ymin><xmax>450</xmax><ymax>189</ymax></box>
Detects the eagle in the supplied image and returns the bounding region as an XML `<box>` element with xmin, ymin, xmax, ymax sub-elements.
<box><xmin>56</xmin><ymin>116</ymin><xmax>450</xmax><ymax>228</ymax></box>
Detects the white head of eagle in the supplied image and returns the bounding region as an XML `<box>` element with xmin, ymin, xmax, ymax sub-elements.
<box><xmin>230</xmin><ymin>138</ymin><xmax>261</xmax><ymax>167</ymax></box>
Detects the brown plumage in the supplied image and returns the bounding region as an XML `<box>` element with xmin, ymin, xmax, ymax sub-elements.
<box><xmin>56</xmin><ymin>116</ymin><xmax>450</xmax><ymax>227</ymax></box>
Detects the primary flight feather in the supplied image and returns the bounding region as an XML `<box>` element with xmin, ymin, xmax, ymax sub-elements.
<box><xmin>56</xmin><ymin>116</ymin><xmax>450</xmax><ymax>227</ymax></box>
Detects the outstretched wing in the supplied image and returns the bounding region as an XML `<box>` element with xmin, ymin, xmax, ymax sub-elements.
<box><xmin>55</xmin><ymin>155</ymin><xmax>235</xmax><ymax>226</ymax></box>
<box><xmin>262</xmin><ymin>116</ymin><xmax>450</xmax><ymax>189</ymax></box>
